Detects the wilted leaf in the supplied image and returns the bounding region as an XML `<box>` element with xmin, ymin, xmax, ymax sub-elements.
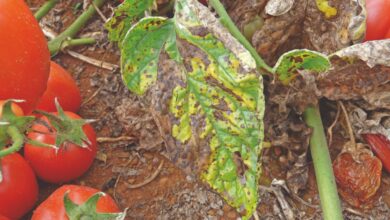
<box><xmin>317</xmin><ymin>58</ymin><xmax>390</xmax><ymax>101</ymax></box>
<box><xmin>105</xmin><ymin>0</ymin><xmax>155</xmax><ymax>43</ymax></box>
<box><xmin>273</xmin><ymin>49</ymin><xmax>330</xmax><ymax>84</ymax></box>
<box><xmin>332</xmin><ymin>40</ymin><xmax>390</xmax><ymax>68</ymax></box>
<box><xmin>224</xmin><ymin>0</ymin><xmax>366</xmax><ymax>64</ymax></box>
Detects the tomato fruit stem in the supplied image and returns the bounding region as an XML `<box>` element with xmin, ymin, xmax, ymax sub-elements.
<box><xmin>47</xmin><ymin>0</ymin><xmax>106</xmax><ymax>56</ymax></box>
<box><xmin>208</xmin><ymin>0</ymin><xmax>273</xmax><ymax>74</ymax></box>
<box><xmin>63</xmin><ymin>191</ymin><xmax>126</xmax><ymax>220</ymax></box>
<box><xmin>0</xmin><ymin>126</ymin><xmax>24</xmax><ymax>158</ymax></box>
<box><xmin>34</xmin><ymin>0</ymin><xmax>59</xmax><ymax>21</ymax></box>
<box><xmin>304</xmin><ymin>106</ymin><xmax>343</xmax><ymax>220</ymax></box>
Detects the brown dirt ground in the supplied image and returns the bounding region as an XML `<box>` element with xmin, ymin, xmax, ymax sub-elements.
<box><xmin>23</xmin><ymin>1</ymin><xmax>390</xmax><ymax>219</ymax></box>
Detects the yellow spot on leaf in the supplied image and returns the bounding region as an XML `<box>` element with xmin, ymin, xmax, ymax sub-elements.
<box><xmin>316</xmin><ymin>0</ymin><xmax>337</xmax><ymax>19</ymax></box>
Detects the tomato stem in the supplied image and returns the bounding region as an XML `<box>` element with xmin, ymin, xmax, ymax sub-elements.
<box><xmin>34</xmin><ymin>0</ymin><xmax>60</xmax><ymax>21</ymax></box>
<box><xmin>0</xmin><ymin>126</ymin><xmax>24</xmax><ymax>158</ymax></box>
<box><xmin>208</xmin><ymin>0</ymin><xmax>273</xmax><ymax>74</ymax></box>
<box><xmin>47</xmin><ymin>0</ymin><xmax>106</xmax><ymax>56</ymax></box>
<box><xmin>48</xmin><ymin>38</ymin><xmax>96</xmax><ymax>55</ymax></box>
<box><xmin>304</xmin><ymin>106</ymin><xmax>343</xmax><ymax>220</ymax></box>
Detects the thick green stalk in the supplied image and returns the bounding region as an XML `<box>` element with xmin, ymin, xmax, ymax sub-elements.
<box><xmin>208</xmin><ymin>0</ymin><xmax>273</xmax><ymax>73</ymax></box>
<box><xmin>34</xmin><ymin>0</ymin><xmax>59</xmax><ymax>21</ymax></box>
<box><xmin>49</xmin><ymin>38</ymin><xmax>96</xmax><ymax>55</ymax></box>
<box><xmin>48</xmin><ymin>0</ymin><xmax>105</xmax><ymax>55</ymax></box>
<box><xmin>304</xmin><ymin>106</ymin><xmax>343</xmax><ymax>220</ymax></box>
<box><xmin>0</xmin><ymin>126</ymin><xmax>24</xmax><ymax>158</ymax></box>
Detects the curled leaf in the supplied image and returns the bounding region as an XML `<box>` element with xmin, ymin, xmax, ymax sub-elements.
<box><xmin>273</xmin><ymin>49</ymin><xmax>330</xmax><ymax>84</ymax></box>
<box><xmin>331</xmin><ymin>40</ymin><xmax>390</xmax><ymax>68</ymax></box>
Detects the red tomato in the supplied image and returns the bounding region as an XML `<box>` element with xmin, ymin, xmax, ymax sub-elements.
<box><xmin>365</xmin><ymin>0</ymin><xmax>390</xmax><ymax>40</ymax></box>
<box><xmin>0</xmin><ymin>214</ymin><xmax>9</xmax><ymax>220</ymax></box>
<box><xmin>0</xmin><ymin>153</ymin><xmax>39</xmax><ymax>219</ymax></box>
<box><xmin>362</xmin><ymin>133</ymin><xmax>390</xmax><ymax>172</ymax></box>
<box><xmin>36</xmin><ymin>61</ymin><xmax>81</xmax><ymax>113</ymax></box>
<box><xmin>0</xmin><ymin>0</ymin><xmax>50</xmax><ymax>114</ymax></box>
<box><xmin>386</xmin><ymin>29</ymin><xmax>390</xmax><ymax>39</ymax></box>
<box><xmin>24</xmin><ymin>112</ymin><xmax>97</xmax><ymax>183</ymax></box>
<box><xmin>32</xmin><ymin>185</ymin><xmax>120</xmax><ymax>220</ymax></box>
<box><xmin>0</xmin><ymin>100</ymin><xmax>24</xmax><ymax>117</ymax></box>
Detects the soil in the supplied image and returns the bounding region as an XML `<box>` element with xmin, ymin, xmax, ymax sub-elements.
<box><xmin>23</xmin><ymin>0</ymin><xmax>390</xmax><ymax>219</ymax></box>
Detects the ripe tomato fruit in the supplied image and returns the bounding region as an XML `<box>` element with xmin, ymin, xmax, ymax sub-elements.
<box><xmin>24</xmin><ymin>112</ymin><xmax>97</xmax><ymax>183</ymax></box>
<box><xmin>0</xmin><ymin>0</ymin><xmax>50</xmax><ymax>114</ymax></box>
<box><xmin>0</xmin><ymin>214</ymin><xmax>9</xmax><ymax>220</ymax></box>
<box><xmin>36</xmin><ymin>62</ymin><xmax>81</xmax><ymax>113</ymax></box>
<box><xmin>0</xmin><ymin>100</ymin><xmax>24</xmax><ymax>117</ymax></box>
<box><xmin>32</xmin><ymin>185</ymin><xmax>121</xmax><ymax>220</ymax></box>
<box><xmin>365</xmin><ymin>0</ymin><xmax>390</xmax><ymax>40</ymax></box>
<box><xmin>0</xmin><ymin>153</ymin><xmax>39</xmax><ymax>219</ymax></box>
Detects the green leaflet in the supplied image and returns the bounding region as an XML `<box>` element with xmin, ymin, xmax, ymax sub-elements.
<box><xmin>105</xmin><ymin>0</ymin><xmax>154</xmax><ymax>43</ymax></box>
<box><xmin>273</xmin><ymin>49</ymin><xmax>331</xmax><ymax>85</ymax></box>
<box><xmin>120</xmin><ymin>17</ymin><xmax>176</xmax><ymax>95</ymax></box>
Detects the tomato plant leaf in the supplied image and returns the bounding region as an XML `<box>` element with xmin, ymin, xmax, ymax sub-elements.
<box><xmin>105</xmin><ymin>0</ymin><xmax>155</xmax><ymax>43</ymax></box>
<box><xmin>108</xmin><ymin>0</ymin><xmax>264</xmax><ymax>218</ymax></box>
<box><xmin>172</xmin><ymin>2</ymin><xmax>264</xmax><ymax>218</ymax></box>
<box><xmin>64</xmin><ymin>192</ymin><xmax>126</xmax><ymax>220</ymax></box>
<box><xmin>121</xmin><ymin>17</ymin><xmax>175</xmax><ymax>95</ymax></box>
<box><xmin>273</xmin><ymin>49</ymin><xmax>331</xmax><ymax>85</ymax></box>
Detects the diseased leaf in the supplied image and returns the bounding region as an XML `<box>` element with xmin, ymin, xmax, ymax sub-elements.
<box><xmin>273</xmin><ymin>49</ymin><xmax>331</xmax><ymax>84</ymax></box>
<box><xmin>105</xmin><ymin>0</ymin><xmax>154</xmax><ymax>43</ymax></box>
<box><xmin>121</xmin><ymin>17</ymin><xmax>175</xmax><ymax>95</ymax></box>
<box><xmin>108</xmin><ymin>0</ymin><xmax>265</xmax><ymax>219</ymax></box>
<box><xmin>171</xmin><ymin>1</ymin><xmax>264</xmax><ymax>218</ymax></box>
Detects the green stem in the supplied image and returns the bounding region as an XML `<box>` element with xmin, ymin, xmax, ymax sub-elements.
<box><xmin>304</xmin><ymin>106</ymin><xmax>343</xmax><ymax>220</ymax></box>
<box><xmin>48</xmin><ymin>38</ymin><xmax>96</xmax><ymax>55</ymax></box>
<box><xmin>48</xmin><ymin>0</ymin><xmax>106</xmax><ymax>55</ymax></box>
<box><xmin>0</xmin><ymin>126</ymin><xmax>24</xmax><ymax>158</ymax></box>
<box><xmin>34</xmin><ymin>0</ymin><xmax>59</xmax><ymax>21</ymax></box>
<box><xmin>208</xmin><ymin>0</ymin><xmax>273</xmax><ymax>73</ymax></box>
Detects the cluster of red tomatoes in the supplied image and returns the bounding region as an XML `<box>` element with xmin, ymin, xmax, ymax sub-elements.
<box><xmin>0</xmin><ymin>1</ymin><xmax>121</xmax><ymax>219</ymax></box>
